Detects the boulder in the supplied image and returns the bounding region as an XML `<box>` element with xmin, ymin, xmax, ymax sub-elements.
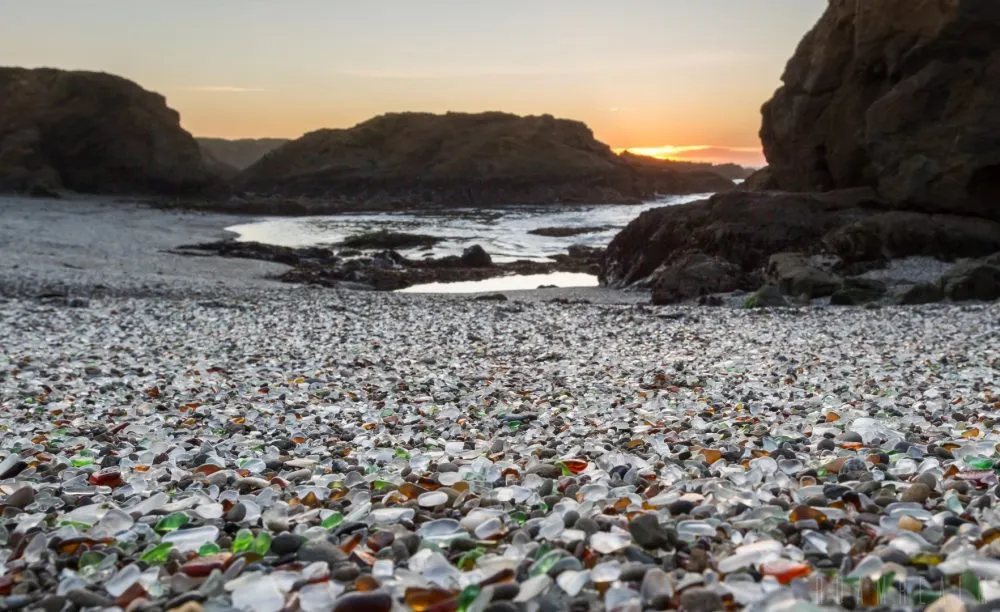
<box><xmin>766</xmin><ymin>253</ymin><xmax>841</xmax><ymax>298</ymax></box>
<box><xmin>744</xmin><ymin>285</ymin><xmax>788</xmax><ymax>309</ymax></box>
<box><xmin>760</xmin><ymin>0</ymin><xmax>1000</xmax><ymax>218</ymax></box>
<box><xmin>941</xmin><ymin>260</ymin><xmax>1000</xmax><ymax>302</ymax></box>
<box><xmin>601</xmin><ymin>190</ymin><xmax>1000</xmax><ymax>303</ymax></box>
<box><xmin>650</xmin><ymin>253</ymin><xmax>744</xmax><ymax>305</ymax></box>
<box><xmin>601</xmin><ymin>188</ymin><xmax>882</xmax><ymax>290</ymax></box>
<box><xmin>830</xmin><ymin>278</ymin><xmax>887</xmax><ymax>306</ymax></box>
<box><xmin>460</xmin><ymin>245</ymin><xmax>492</xmax><ymax>267</ymax></box>
<box><xmin>0</xmin><ymin>67</ymin><xmax>210</xmax><ymax>195</ymax></box>
<box><xmin>896</xmin><ymin>283</ymin><xmax>945</xmax><ymax>305</ymax></box>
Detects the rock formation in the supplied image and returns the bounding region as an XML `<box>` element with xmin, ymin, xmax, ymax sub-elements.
<box><xmin>0</xmin><ymin>67</ymin><xmax>209</xmax><ymax>195</ymax></box>
<box><xmin>603</xmin><ymin>0</ymin><xmax>1000</xmax><ymax>304</ymax></box>
<box><xmin>235</xmin><ymin>112</ymin><xmax>734</xmax><ymax>206</ymax></box>
<box><xmin>760</xmin><ymin>0</ymin><xmax>1000</xmax><ymax>218</ymax></box>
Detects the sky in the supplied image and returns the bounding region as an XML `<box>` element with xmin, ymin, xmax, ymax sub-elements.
<box><xmin>0</xmin><ymin>0</ymin><xmax>826</xmax><ymax>165</ymax></box>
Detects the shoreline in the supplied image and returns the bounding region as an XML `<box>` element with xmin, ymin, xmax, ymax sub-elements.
<box><xmin>0</xmin><ymin>195</ymin><xmax>647</xmax><ymax>303</ymax></box>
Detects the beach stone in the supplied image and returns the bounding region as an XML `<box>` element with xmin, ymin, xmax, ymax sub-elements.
<box><xmin>67</xmin><ymin>589</ymin><xmax>114</xmax><ymax>608</ymax></box>
<box><xmin>224</xmin><ymin>502</ymin><xmax>247</xmax><ymax>522</ymax></box>
<box><xmin>668</xmin><ymin>499</ymin><xmax>696</xmax><ymax>516</ymax></box>
<box><xmin>271</xmin><ymin>533</ymin><xmax>304</xmax><ymax>556</ymax></box>
<box><xmin>629</xmin><ymin>513</ymin><xmax>668</xmax><ymax>550</ymax></box>
<box><xmin>331</xmin><ymin>591</ymin><xmax>392</xmax><ymax>612</ymax></box>
<box><xmin>901</xmin><ymin>483</ymin><xmax>932</xmax><ymax>504</ymax></box>
<box><xmin>5</xmin><ymin>487</ymin><xmax>34</xmax><ymax>509</ymax></box>
<box><xmin>298</xmin><ymin>539</ymin><xmax>348</xmax><ymax>566</ymax></box>
<box><xmin>679</xmin><ymin>587</ymin><xmax>723</xmax><ymax>612</ymax></box>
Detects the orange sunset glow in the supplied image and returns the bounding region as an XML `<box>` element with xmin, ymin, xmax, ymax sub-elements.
<box><xmin>0</xmin><ymin>1</ymin><xmax>826</xmax><ymax>166</ymax></box>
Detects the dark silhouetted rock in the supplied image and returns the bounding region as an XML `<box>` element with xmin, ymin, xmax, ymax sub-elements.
<box><xmin>896</xmin><ymin>283</ymin><xmax>945</xmax><ymax>305</ymax></box>
<box><xmin>766</xmin><ymin>253</ymin><xmax>841</xmax><ymax>298</ymax></box>
<box><xmin>830</xmin><ymin>278</ymin><xmax>887</xmax><ymax>306</ymax></box>
<box><xmin>760</xmin><ymin>0</ymin><xmax>1000</xmax><ymax>219</ymax></box>
<box><xmin>235</xmin><ymin>112</ymin><xmax>734</xmax><ymax>205</ymax></box>
<box><xmin>340</xmin><ymin>230</ymin><xmax>441</xmax><ymax>250</ymax></box>
<box><xmin>941</xmin><ymin>260</ymin><xmax>1000</xmax><ymax>302</ymax></box>
<box><xmin>0</xmin><ymin>67</ymin><xmax>210</xmax><ymax>195</ymax></box>
<box><xmin>460</xmin><ymin>245</ymin><xmax>492</xmax><ymax>267</ymax></box>
<box><xmin>651</xmin><ymin>253</ymin><xmax>744</xmax><ymax>305</ymax></box>
<box><xmin>744</xmin><ymin>285</ymin><xmax>788</xmax><ymax>309</ymax></box>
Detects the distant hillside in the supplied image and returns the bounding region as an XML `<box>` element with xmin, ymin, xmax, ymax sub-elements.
<box><xmin>618</xmin><ymin>151</ymin><xmax>753</xmax><ymax>180</ymax></box>
<box><xmin>197</xmin><ymin>138</ymin><xmax>289</xmax><ymax>171</ymax></box>
<box><xmin>235</xmin><ymin>112</ymin><xmax>734</xmax><ymax>206</ymax></box>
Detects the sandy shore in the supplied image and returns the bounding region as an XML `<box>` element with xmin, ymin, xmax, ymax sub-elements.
<box><xmin>0</xmin><ymin>196</ymin><xmax>647</xmax><ymax>304</ymax></box>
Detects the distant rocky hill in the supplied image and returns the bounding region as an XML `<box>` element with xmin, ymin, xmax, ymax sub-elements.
<box><xmin>234</xmin><ymin>112</ymin><xmax>734</xmax><ymax>206</ymax></box>
<box><xmin>618</xmin><ymin>151</ymin><xmax>752</xmax><ymax>181</ymax></box>
<box><xmin>197</xmin><ymin>137</ymin><xmax>288</xmax><ymax>171</ymax></box>
<box><xmin>0</xmin><ymin>67</ymin><xmax>209</xmax><ymax>196</ymax></box>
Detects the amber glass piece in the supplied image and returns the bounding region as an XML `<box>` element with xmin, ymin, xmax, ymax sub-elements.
<box><xmin>329</xmin><ymin>488</ymin><xmax>349</xmax><ymax>501</ymax></box>
<box><xmin>115</xmin><ymin>583</ymin><xmax>147</xmax><ymax>608</ymax></box>
<box><xmin>399</xmin><ymin>482</ymin><xmax>429</xmax><ymax>500</ymax></box>
<box><xmin>562</xmin><ymin>459</ymin><xmax>588</xmax><ymax>474</ymax></box>
<box><xmin>403</xmin><ymin>587</ymin><xmax>459</xmax><ymax>612</ymax></box>
<box><xmin>761</xmin><ymin>560</ymin><xmax>812</xmax><ymax>585</ymax></box>
<box><xmin>699</xmin><ymin>449</ymin><xmax>723</xmax><ymax>465</ymax></box>
<box><xmin>962</xmin><ymin>428</ymin><xmax>981</xmax><ymax>439</ymax></box>
<box><xmin>89</xmin><ymin>469</ymin><xmax>123</xmax><ymax>487</ymax></box>
<box><xmin>451</xmin><ymin>481</ymin><xmax>469</xmax><ymax>493</ymax></box>
<box><xmin>840</xmin><ymin>442</ymin><xmax>863</xmax><ymax>450</ymax></box>
<box><xmin>789</xmin><ymin>505</ymin><xmax>828</xmax><ymax>523</ymax></box>
<box><xmin>826</xmin><ymin>411</ymin><xmax>840</xmax><ymax>422</ymax></box>
<box><xmin>302</xmin><ymin>491</ymin><xmax>320</xmax><ymax>508</ymax></box>
<box><xmin>339</xmin><ymin>532</ymin><xmax>363</xmax><ymax>554</ymax></box>
<box><xmin>180</xmin><ymin>553</ymin><xmax>232</xmax><ymax>577</ymax></box>
<box><xmin>979</xmin><ymin>528</ymin><xmax>1000</xmax><ymax>548</ymax></box>
<box><xmin>368</xmin><ymin>531</ymin><xmax>395</xmax><ymax>552</ymax></box>
<box><xmin>799</xmin><ymin>476</ymin><xmax>817</xmax><ymax>487</ymax></box>
<box><xmin>418</xmin><ymin>476</ymin><xmax>442</xmax><ymax>490</ymax></box>
<box><xmin>355</xmin><ymin>575</ymin><xmax>381</xmax><ymax>591</ymax></box>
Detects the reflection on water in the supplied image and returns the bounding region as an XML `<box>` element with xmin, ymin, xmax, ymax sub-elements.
<box><xmin>398</xmin><ymin>272</ymin><xmax>599</xmax><ymax>294</ymax></box>
<box><xmin>226</xmin><ymin>194</ymin><xmax>709</xmax><ymax>263</ymax></box>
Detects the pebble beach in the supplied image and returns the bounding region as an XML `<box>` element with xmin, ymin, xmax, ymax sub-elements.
<box><xmin>3</xmin><ymin>197</ymin><xmax>1000</xmax><ymax>611</ymax></box>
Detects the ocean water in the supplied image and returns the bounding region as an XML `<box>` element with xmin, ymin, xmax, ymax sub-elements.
<box><xmin>227</xmin><ymin>193</ymin><xmax>710</xmax><ymax>292</ymax></box>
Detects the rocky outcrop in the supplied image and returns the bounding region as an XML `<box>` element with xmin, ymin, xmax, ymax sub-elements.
<box><xmin>603</xmin><ymin>1</ymin><xmax>1000</xmax><ymax>304</ymax></box>
<box><xmin>602</xmin><ymin>189</ymin><xmax>1000</xmax><ymax>302</ymax></box>
<box><xmin>197</xmin><ymin>138</ymin><xmax>288</xmax><ymax>171</ymax></box>
<box><xmin>760</xmin><ymin>0</ymin><xmax>1000</xmax><ymax>218</ymax></box>
<box><xmin>0</xmin><ymin>67</ymin><xmax>210</xmax><ymax>195</ymax></box>
<box><xmin>234</xmin><ymin>112</ymin><xmax>734</xmax><ymax>206</ymax></box>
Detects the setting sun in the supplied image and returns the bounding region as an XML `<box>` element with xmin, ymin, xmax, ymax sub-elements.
<box><xmin>615</xmin><ymin>145</ymin><xmax>765</xmax><ymax>167</ymax></box>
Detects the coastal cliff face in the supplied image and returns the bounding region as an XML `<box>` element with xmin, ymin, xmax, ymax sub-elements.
<box><xmin>760</xmin><ymin>0</ymin><xmax>1000</xmax><ymax>218</ymax></box>
<box><xmin>603</xmin><ymin>0</ymin><xmax>1000</xmax><ymax>304</ymax></box>
<box><xmin>234</xmin><ymin>112</ymin><xmax>734</xmax><ymax>206</ymax></box>
<box><xmin>0</xmin><ymin>67</ymin><xmax>209</xmax><ymax>195</ymax></box>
